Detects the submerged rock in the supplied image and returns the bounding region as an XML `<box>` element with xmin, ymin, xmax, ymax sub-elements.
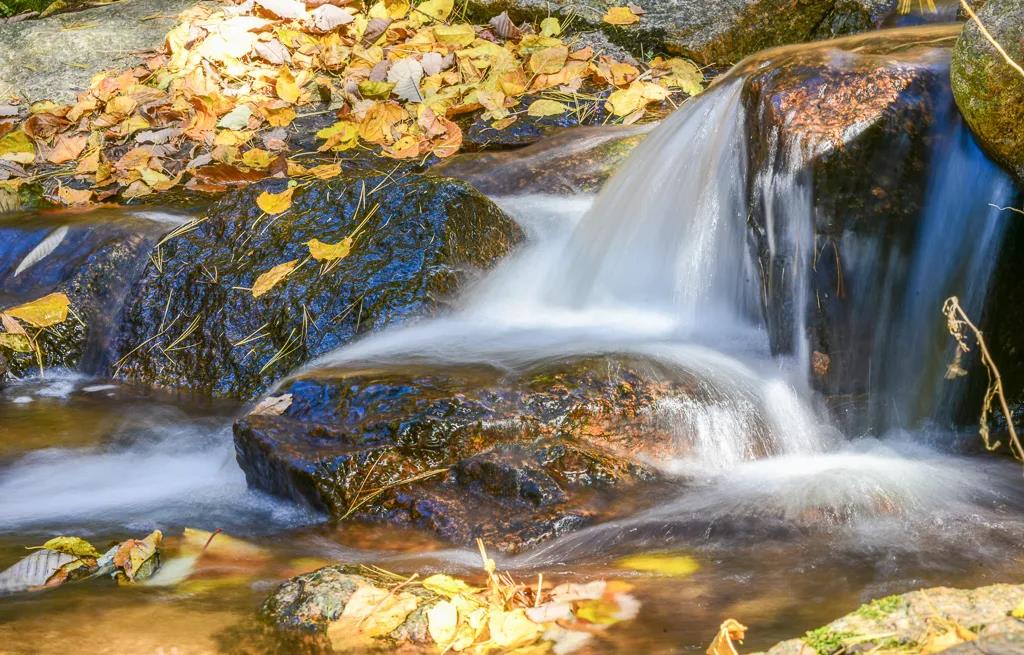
<box><xmin>234</xmin><ymin>354</ymin><xmax>796</xmax><ymax>551</ymax></box>
<box><xmin>0</xmin><ymin>0</ymin><xmax>196</xmax><ymax>103</ymax></box>
<box><xmin>465</xmin><ymin>0</ymin><xmax>897</xmax><ymax>64</ymax></box>
<box><xmin>432</xmin><ymin>125</ymin><xmax>651</xmax><ymax>196</ymax></box>
<box><xmin>113</xmin><ymin>174</ymin><xmax>522</xmax><ymax>399</ymax></box>
<box><xmin>752</xmin><ymin>583</ymin><xmax>1024</xmax><ymax>655</ymax></box>
<box><xmin>0</xmin><ymin>210</ymin><xmax>167</xmax><ymax>377</ymax></box>
<box><xmin>951</xmin><ymin>0</ymin><xmax>1024</xmax><ymax>181</ymax></box>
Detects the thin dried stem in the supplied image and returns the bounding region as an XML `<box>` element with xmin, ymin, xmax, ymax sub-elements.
<box><xmin>942</xmin><ymin>296</ymin><xmax>1023</xmax><ymax>462</ymax></box>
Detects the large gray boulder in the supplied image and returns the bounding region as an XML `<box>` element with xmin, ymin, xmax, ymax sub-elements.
<box><xmin>467</xmin><ymin>0</ymin><xmax>898</xmax><ymax>64</ymax></box>
<box><xmin>951</xmin><ymin>0</ymin><xmax>1024</xmax><ymax>181</ymax></box>
<box><xmin>0</xmin><ymin>0</ymin><xmax>195</xmax><ymax>103</ymax></box>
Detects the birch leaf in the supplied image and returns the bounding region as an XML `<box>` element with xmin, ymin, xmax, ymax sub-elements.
<box><xmin>14</xmin><ymin>225</ymin><xmax>68</xmax><ymax>277</ymax></box>
<box><xmin>306</xmin><ymin>236</ymin><xmax>352</xmax><ymax>261</ymax></box>
<box><xmin>5</xmin><ymin>292</ymin><xmax>70</xmax><ymax>328</ymax></box>
<box><xmin>256</xmin><ymin>186</ymin><xmax>295</xmax><ymax>214</ymax></box>
<box><xmin>527</xmin><ymin>99</ymin><xmax>567</xmax><ymax>117</ymax></box>
<box><xmin>252</xmin><ymin>259</ymin><xmax>298</xmax><ymax>298</ymax></box>
<box><xmin>603</xmin><ymin>6</ymin><xmax>640</xmax><ymax>24</ymax></box>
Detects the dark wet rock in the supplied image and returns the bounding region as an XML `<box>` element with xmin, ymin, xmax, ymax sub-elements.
<box><xmin>0</xmin><ymin>0</ymin><xmax>197</xmax><ymax>103</ymax></box>
<box><xmin>0</xmin><ymin>210</ymin><xmax>168</xmax><ymax>377</ymax></box>
<box><xmin>951</xmin><ymin>0</ymin><xmax>1024</xmax><ymax>181</ymax></box>
<box><xmin>258</xmin><ymin>566</ymin><xmax>437</xmax><ymax>649</ymax></box>
<box><xmin>466</xmin><ymin>0</ymin><xmax>898</xmax><ymax>64</ymax></box>
<box><xmin>753</xmin><ymin>583</ymin><xmax>1024</xmax><ymax>655</ymax></box>
<box><xmin>234</xmin><ymin>355</ymin><xmax>719</xmax><ymax>551</ymax></box>
<box><xmin>432</xmin><ymin>125</ymin><xmax>651</xmax><ymax>196</ymax></box>
<box><xmin>113</xmin><ymin>174</ymin><xmax>523</xmax><ymax>399</ymax></box>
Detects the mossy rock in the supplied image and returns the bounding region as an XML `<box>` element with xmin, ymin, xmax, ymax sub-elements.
<box><xmin>112</xmin><ymin>173</ymin><xmax>523</xmax><ymax>399</ymax></box>
<box><xmin>951</xmin><ymin>0</ymin><xmax>1024</xmax><ymax>181</ymax></box>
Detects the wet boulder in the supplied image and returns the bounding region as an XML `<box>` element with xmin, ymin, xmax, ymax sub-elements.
<box><xmin>432</xmin><ymin>125</ymin><xmax>651</xmax><ymax>196</ymax></box>
<box><xmin>951</xmin><ymin>0</ymin><xmax>1024</xmax><ymax>181</ymax></box>
<box><xmin>466</xmin><ymin>0</ymin><xmax>897</xmax><ymax>64</ymax></box>
<box><xmin>0</xmin><ymin>210</ymin><xmax>170</xmax><ymax>377</ymax></box>
<box><xmin>113</xmin><ymin>174</ymin><xmax>523</xmax><ymax>399</ymax></box>
<box><xmin>234</xmin><ymin>354</ymin><xmax>790</xmax><ymax>551</ymax></box>
<box><xmin>733</xmin><ymin>25</ymin><xmax>1023</xmax><ymax>431</ymax></box>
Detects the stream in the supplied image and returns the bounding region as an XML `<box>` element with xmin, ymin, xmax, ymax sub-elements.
<box><xmin>2</xmin><ymin>23</ymin><xmax>1024</xmax><ymax>655</ymax></box>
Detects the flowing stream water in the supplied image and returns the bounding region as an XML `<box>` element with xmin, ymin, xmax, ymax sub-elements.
<box><xmin>2</xmin><ymin>24</ymin><xmax>1024</xmax><ymax>654</ymax></box>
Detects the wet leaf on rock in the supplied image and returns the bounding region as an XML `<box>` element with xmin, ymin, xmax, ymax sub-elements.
<box><xmin>4</xmin><ymin>292</ymin><xmax>70</xmax><ymax>328</ymax></box>
<box><xmin>306</xmin><ymin>236</ymin><xmax>352</xmax><ymax>261</ymax></box>
<box><xmin>603</xmin><ymin>6</ymin><xmax>641</xmax><ymax>24</ymax></box>
<box><xmin>256</xmin><ymin>186</ymin><xmax>295</xmax><ymax>214</ymax></box>
<box><xmin>251</xmin><ymin>259</ymin><xmax>299</xmax><ymax>297</ymax></box>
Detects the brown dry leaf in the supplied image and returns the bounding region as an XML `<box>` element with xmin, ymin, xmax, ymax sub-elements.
<box><xmin>252</xmin><ymin>259</ymin><xmax>298</xmax><ymax>298</ymax></box>
<box><xmin>603</xmin><ymin>6</ymin><xmax>641</xmax><ymax>24</ymax></box>
<box><xmin>1</xmin><ymin>312</ymin><xmax>26</xmax><ymax>335</ymax></box>
<box><xmin>251</xmin><ymin>393</ymin><xmax>294</xmax><ymax>416</ymax></box>
<box><xmin>707</xmin><ymin>619</ymin><xmax>747</xmax><ymax>655</ymax></box>
<box><xmin>256</xmin><ymin>186</ymin><xmax>296</xmax><ymax>214</ymax></box>
<box><xmin>112</xmin><ymin>530</ymin><xmax>162</xmax><ymax>583</ymax></box>
<box><xmin>57</xmin><ymin>186</ymin><xmax>93</xmax><ymax>206</ymax></box>
<box><xmin>46</xmin><ymin>133</ymin><xmax>88</xmax><ymax>165</ymax></box>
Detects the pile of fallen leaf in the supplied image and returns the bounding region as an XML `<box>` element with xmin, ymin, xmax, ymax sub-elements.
<box><xmin>0</xmin><ymin>291</ymin><xmax>72</xmax><ymax>368</ymax></box>
<box><xmin>0</xmin><ymin>0</ymin><xmax>703</xmax><ymax>206</ymax></box>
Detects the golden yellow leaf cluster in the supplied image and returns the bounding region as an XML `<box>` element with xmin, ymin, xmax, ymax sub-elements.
<box><xmin>0</xmin><ymin>0</ymin><xmax>703</xmax><ymax>206</ymax></box>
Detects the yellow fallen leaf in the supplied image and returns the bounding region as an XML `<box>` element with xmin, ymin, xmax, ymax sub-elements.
<box><xmin>526</xmin><ymin>99</ymin><xmax>567</xmax><ymax>117</ymax></box>
<box><xmin>252</xmin><ymin>259</ymin><xmax>298</xmax><ymax>298</ymax></box>
<box><xmin>382</xmin><ymin>0</ymin><xmax>409</xmax><ymax>19</ymax></box>
<box><xmin>241</xmin><ymin>148</ymin><xmax>273</xmax><ymax>169</ymax></box>
<box><xmin>540</xmin><ymin>16</ymin><xmax>561</xmax><ymax>37</ymax></box>
<box><xmin>305</xmin><ymin>163</ymin><xmax>342</xmax><ymax>179</ymax></box>
<box><xmin>529</xmin><ymin>45</ymin><xmax>568</xmax><ymax>75</ymax></box>
<box><xmin>615</xmin><ymin>552</ymin><xmax>699</xmax><ymax>576</ymax></box>
<box><xmin>316</xmin><ymin>120</ymin><xmax>359</xmax><ymax>152</ymax></box>
<box><xmin>0</xmin><ymin>130</ymin><xmax>36</xmax><ymax>164</ymax></box>
<box><xmin>426</xmin><ymin>600</ymin><xmax>458</xmax><ymax>645</ymax></box>
<box><xmin>5</xmin><ymin>292</ymin><xmax>70</xmax><ymax>328</ymax></box>
<box><xmin>276</xmin><ymin>67</ymin><xmax>301</xmax><ymax>104</ymax></box>
<box><xmin>306</xmin><ymin>236</ymin><xmax>352</xmax><ymax>261</ymax></box>
<box><xmin>603</xmin><ymin>6</ymin><xmax>640</xmax><ymax>24</ymax></box>
<box><xmin>663</xmin><ymin>57</ymin><xmax>704</xmax><ymax>96</ymax></box>
<box><xmin>415</xmin><ymin>0</ymin><xmax>453</xmax><ymax>22</ymax></box>
<box><xmin>433</xmin><ymin>23</ymin><xmax>476</xmax><ymax>46</ymax></box>
<box><xmin>256</xmin><ymin>186</ymin><xmax>296</xmax><ymax>214</ymax></box>
<box><xmin>422</xmin><ymin>573</ymin><xmax>480</xmax><ymax>597</ymax></box>
<box><xmin>487</xmin><ymin>609</ymin><xmax>543</xmax><ymax>649</ymax></box>
<box><xmin>358</xmin><ymin>80</ymin><xmax>395</xmax><ymax>99</ymax></box>
<box><xmin>0</xmin><ymin>333</ymin><xmax>33</xmax><ymax>352</ymax></box>
<box><xmin>29</xmin><ymin>536</ymin><xmax>101</xmax><ymax>558</ymax></box>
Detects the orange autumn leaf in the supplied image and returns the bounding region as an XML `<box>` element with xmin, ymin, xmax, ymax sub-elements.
<box><xmin>47</xmin><ymin>133</ymin><xmax>89</xmax><ymax>164</ymax></box>
<box><xmin>252</xmin><ymin>259</ymin><xmax>298</xmax><ymax>298</ymax></box>
<box><xmin>57</xmin><ymin>186</ymin><xmax>93</xmax><ymax>206</ymax></box>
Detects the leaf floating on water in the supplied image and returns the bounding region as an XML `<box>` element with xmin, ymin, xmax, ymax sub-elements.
<box><xmin>614</xmin><ymin>552</ymin><xmax>700</xmax><ymax>577</ymax></box>
<box><xmin>112</xmin><ymin>530</ymin><xmax>162</xmax><ymax>583</ymax></box>
<box><xmin>0</xmin><ymin>549</ymin><xmax>76</xmax><ymax>594</ymax></box>
<box><xmin>603</xmin><ymin>5</ymin><xmax>641</xmax><ymax>24</ymax></box>
<box><xmin>252</xmin><ymin>259</ymin><xmax>299</xmax><ymax>298</ymax></box>
<box><xmin>256</xmin><ymin>186</ymin><xmax>295</xmax><ymax>214</ymax></box>
<box><xmin>27</xmin><ymin>536</ymin><xmax>101</xmax><ymax>559</ymax></box>
<box><xmin>306</xmin><ymin>236</ymin><xmax>352</xmax><ymax>261</ymax></box>
<box><xmin>5</xmin><ymin>292</ymin><xmax>70</xmax><ymax>328</ymax></box>
<box><xmin>14</xmin><ymin>225</ymin><xmax>68</xmax><ymax>277</ymax></box>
